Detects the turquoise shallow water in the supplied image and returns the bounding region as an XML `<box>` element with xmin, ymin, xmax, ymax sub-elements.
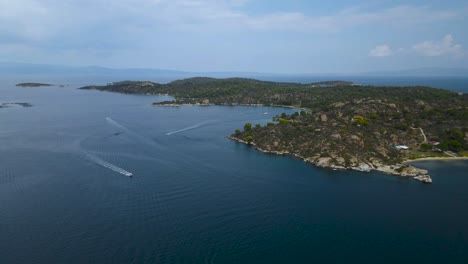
<box><xmin>0</xmin><ymin>77</ymin><xmax>467</xmax><ymax>263</ymax></box>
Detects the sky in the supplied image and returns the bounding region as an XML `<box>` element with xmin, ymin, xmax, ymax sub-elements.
<box><xmin>1</xmin><ymin>0</ymin><xmax>467</xmax><ymax>74</ymax></box>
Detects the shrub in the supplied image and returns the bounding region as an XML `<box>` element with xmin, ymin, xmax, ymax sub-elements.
<box><xmin>353</xmin><ymin>116</ymin><xmax>369</xmax><ymax>126</ymax></box>
<box><xmin>394</xmin><ymin>122</ymin><xmax>408</xmax><ymax>131</ymax></box>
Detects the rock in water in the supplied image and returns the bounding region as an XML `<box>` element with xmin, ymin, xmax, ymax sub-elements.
<box><xmin>414</xmin><ymin>175</ymin><xmax>433</xmax><ymax>184</ymax></box>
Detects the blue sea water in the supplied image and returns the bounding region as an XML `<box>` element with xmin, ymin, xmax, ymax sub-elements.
<box><xmin>0</xmin><ymin>76</ymin><xmax>467</xmax><ymax>263</ymax></box>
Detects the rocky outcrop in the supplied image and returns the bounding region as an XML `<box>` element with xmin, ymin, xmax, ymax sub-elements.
<box><xmin>227</xmin><ymin>136</ymin><xmax>433</xmax><ymax>183</ymax></box>
<box><xmin>320</xmin><ymin>114</ymin><xmax>328</xmax><ymax>122</ymax></box>
<box><xmin>414</xmin><ymin>175</ymin><xmax>433</xmax><ymax>183</ymax></box>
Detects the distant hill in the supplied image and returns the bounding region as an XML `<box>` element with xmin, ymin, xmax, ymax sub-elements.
<box><xmin>0</xmin><ymin>62</ymin><xmax>190</xmax><ymax>77</ymax></box>
<box><xmin>79</xmin><ymin>77</ymin><xmax>359</xmax><ymax>98</ymax></box>
<box><xmin>0</xmin><ymin>62</ymin><xmax>271</xmax><ymax>79</ymax></box>
<box><xmin>363</xmin><ymin>67</ymin><xmax>468</xmax><ymax>77</ymax></box>
<box><xmin>2</xmin><ymin>62</ymin><xmax>467</xmax><ymax>79</ymax></box>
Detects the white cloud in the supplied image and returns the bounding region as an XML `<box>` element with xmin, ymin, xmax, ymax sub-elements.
<box><xmin>413</xmin><ymin>34</ymin><xmax>464</xmax><ymax>57</ymax></box>
<box><xmin>369</xmin><ymin>45</ymin><xmax>394</xmax><ymax>57</ymax></box>
<box><xmin>245</xmin><ymin>5</ymin><xmax>459</xmax><ymax>33</ymax></box>
<box><xmin>0</xmin><ymin>0</ymin><xmax>466</xmax><ymax>69</ymax></box>
<box><xmin>0</xmin><ymin>1</ymin><xmax>463</xmax><ymax>44</ymax></box>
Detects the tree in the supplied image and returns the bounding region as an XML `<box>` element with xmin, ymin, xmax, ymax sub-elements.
<box><xmin>449</xmin><ymin>129</ymin><xmax>464</xmax><ymax>140</ymax></box>
<box><xmin>439</xmin><ymin>141</ymin><xmax>449</xmax><ymax>151</ymax></box>
<box><xmin>244</xmin><ymin>123</ymin><xmax>252</xmax><ymax>132</ymax></box>
<box><xmin>246</xmin><ymin>135</ymin><xmax>254</xmax><ymax>144</ymax></box>
<box><xmin>255</xmin><ymin>124</ymin><xmax>261</xmax><ymax>129</ymax></box>
<box><xmin>235</xmin><ymin>129</ymin><xmax>241</xmax><ymax>135</ymax></box>
<box><xmin>440</xmin><ymin>140</ymin><xmax>463</xmax><ymax>152</ymax></box>
<box><xmin>281</xmin><ymin>112</ymin><xmax>287</xmax><ymax>118</ymax></box>
<box><xmin>420</xmin><ymin>143</ymin><xmax>431</xmax><ymax>152</ymax></box>
<box><xmin>447</xmin><ymin>140</ymin><xmax>462</xmax><ymax>152</ymax></box>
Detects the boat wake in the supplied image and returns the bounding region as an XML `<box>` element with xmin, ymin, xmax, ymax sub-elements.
<box><xmin>105</xmin><ymin>117</ymin><xmax>164</xmax><ymax>148</ymax></box>
<box><xmin>106</xmin><ymin>117</ymin><xmax>128</xmax><ymax>131</ymax></box>
<box><xmin>83</xmin><ymin>150</ymin><xmax>133</xmax><ymax>177</ymax></box>
<box><xmin>166</xmin><ymin>121</ymin><xmax>213</xmax><ymax>136</ymax></box>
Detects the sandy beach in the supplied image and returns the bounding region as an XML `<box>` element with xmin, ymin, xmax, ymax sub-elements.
<box><xmin>406</xmin><ymin>156</ymin><xmax>468</xmax><ymax>163</ymax></box>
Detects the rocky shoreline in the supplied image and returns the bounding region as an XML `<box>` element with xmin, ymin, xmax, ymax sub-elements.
<box><xmin>227</xmin><ymin>136</ymin><xmax>433</xmax><ymax>184</ymax></box>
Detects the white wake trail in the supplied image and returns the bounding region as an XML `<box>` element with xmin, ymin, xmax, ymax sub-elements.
<box><xmin>165</xmin><ymin>121</ymin><xmax>212</xmax><ymax>136</ymax></box>
<box><xmin>106</xmin><ymin>117</ymin><xmax>128</xmax><ymax>131</ymax></box>
<box><xmin>83</xmin><ymin>151</ymin><xmax>133</xmax><ymax>177</ymax></box>
<box><xmin>105</xmin><ymin>117</ymin><xmax>164</xmax><ymax>148</ymax></box>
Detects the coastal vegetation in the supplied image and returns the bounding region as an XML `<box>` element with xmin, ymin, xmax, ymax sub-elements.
<box><xmin>80</xmin><ymin>77</ymin><xmax>468</xmax><ymax>182</ymax></box>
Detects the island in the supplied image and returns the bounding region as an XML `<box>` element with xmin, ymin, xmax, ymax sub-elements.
<box><xmin>16</xmin><ymin>83</ymin><xmax>54</xmax><ymax>87</ymax></box>
<box><xmin>0</xmin><ymin>102</ymin><xmax>33</xmax><ymax>108</ymax></box>
<box><xmin>80</xmin><ymin>77</ymin><xmax>468</xmax><ymax>183</ymax></box>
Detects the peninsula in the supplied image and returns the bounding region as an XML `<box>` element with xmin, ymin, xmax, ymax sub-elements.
<box><xmin>80</xmin><ymin>78</ymin><xmax>468</xmax><ymax>183</ymax></box>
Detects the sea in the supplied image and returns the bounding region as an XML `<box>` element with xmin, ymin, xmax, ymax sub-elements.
<box><xmin>0</xmin><ymin>76</ymin><xmax>467</xmax><ymax>263</ymax></box>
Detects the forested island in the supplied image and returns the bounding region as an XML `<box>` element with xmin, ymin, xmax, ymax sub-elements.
<box><xmin>80</xmin><ymin>77</ymin><xmax>468</xmax><ymax>183</ymax></box>
<box><xmin>0</xmin><ymin>102</ymin><xmax>33</xmax><ymax>108</ymax></box>
<box><xmin>16</xmin><ymin>83</ymin><xmax>54</xmax><ymax>87</ymax></box>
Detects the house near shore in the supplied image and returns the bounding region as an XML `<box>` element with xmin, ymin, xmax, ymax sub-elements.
<box><xmin>393</xmin><ymin>145</ymin><xmax>410</xmax><ymax>150</ymax></box>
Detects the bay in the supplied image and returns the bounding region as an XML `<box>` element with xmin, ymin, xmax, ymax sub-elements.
<box><xmin>0</xmin><ymin>77</ymin><xmax>467</xmax><ymax>263</ymax></box>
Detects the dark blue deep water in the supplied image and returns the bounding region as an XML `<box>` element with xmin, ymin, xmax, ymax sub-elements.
<box><xmin>1</xmin><ymin>77</ymin><xmax>467</xmax><ymax>263</ymax></box>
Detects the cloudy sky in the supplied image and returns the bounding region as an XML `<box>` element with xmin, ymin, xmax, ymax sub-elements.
<box><xmin>1</xmin><ymin>0</ymin><xmax>467</xmax><ymax>73</ymax></box>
